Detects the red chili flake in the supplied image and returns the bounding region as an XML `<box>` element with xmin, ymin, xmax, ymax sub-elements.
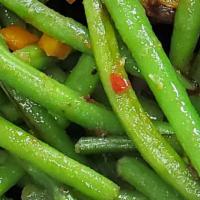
<box><xmin>110</xmin><ymin>73</ymin><xmax>130</xmax><ymax>94</ymax></box>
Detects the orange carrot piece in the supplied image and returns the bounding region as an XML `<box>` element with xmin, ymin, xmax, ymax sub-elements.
<box><xmin>38</xmin><ymin>34</ymin><xmax>72</xmax><ymax>60</ymax></box>
<box><xmin>0</xmin><ymin>25</ymin><xmax>39</xmax><ymax>51</ymax></box>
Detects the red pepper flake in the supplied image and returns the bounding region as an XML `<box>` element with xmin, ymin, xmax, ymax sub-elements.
<box><xmin>110</xmin><ymin>73</ymin><xmax>130</xmax><ymax>94</ymax></box>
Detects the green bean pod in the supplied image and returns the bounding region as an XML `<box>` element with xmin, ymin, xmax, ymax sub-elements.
<box><xmin>65</xmin><ymin>54</ymin><xmax>99</xmax><ymax>96</ymax></box>
<box><xmin>0</xmin><ymin>4</ymin><xmax>26</xmax><ymax>27</ymax></box>
<box><xmin>22</xmin><ymin>184</ymin><xmax>50</xmax><ymax>200</ymax></box>
<box><xmin>13</xmin><ymin>45</ymin><xmax>55</xmax><ymax>70</ymax></box>
<box><xmin>0</xmin><ymin>0</ymin><xmax>91</xmax><ymax>53</ymax></box>
<box><xmin>75</xmin><ymin>135</ymin><xmax>183</xmax><ymax>155</ymax></box>
<box><xmin>104</xmin><ymin>0</ymin><xmax>200</xmax><ymax>192</ymax></box>
<box><xmin>0</xmin><ymin>42</ymin><xmax>123</xmax><ymax>135</ymax></box>
<box><xmin>0</xmin><ymin>152</ymin><xmax>24</xmax><ymax>196</ymax></box>
<box><xmin>118</xmin><ymin>190</ymin><xmax>148</xmax><ymax>200</ymax></box>
<box><xmin>20</xmin><ymin>160</ymin><xmax>78</xmax><ymax>200</ymax></box>
<box><xmin>117</xmin><ymin>157</ymin><xmax>182</xmax><ymax>200</ymax></box>
<box><xmin>0</xmin><ymin>116</ymin><xmax>119</xmax><ymax>200</ymax></box>
<box><xmin>84</xmin><ymin>0</ymin><xmax>200</xmax><ymax>199</ymax></box>
<box><xmin>170</xmin><ymin>0</ymin><xmax>200</xmax><ymax>72</ymax></box>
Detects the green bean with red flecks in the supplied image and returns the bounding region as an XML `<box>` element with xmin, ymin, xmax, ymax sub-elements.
<box><xmin>84</xmin><ymin>0</ymin><xmax>200</xmax><ymax>199</ymax></box>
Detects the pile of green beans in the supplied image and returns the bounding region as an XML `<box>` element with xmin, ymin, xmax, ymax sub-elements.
<box><xmin>0</xmin><ymin>0</ymin><xmax>200</xmax><ymax>199</ymax></box>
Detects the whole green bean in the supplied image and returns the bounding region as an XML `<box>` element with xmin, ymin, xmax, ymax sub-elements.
<box><xmin>3</xmin><ymin>86</ymin><xmax>85</xmax><ymax>163</ymax></box>
<box><xmin>0</xmin><ymin>152</ymin><xmax>24</xmax><ymax>196</ymax></box>
<box><xmin>22</xmin><ymin>184</ymin><xmax>50</xmax><ymax>200</ymax></box>
<box><xmin>20</xmin><ymin>160</ymin><xmax>78</xmax><ymax>200</ymax></box>
<box><xmin>117</xmin><ymin>157</ymin><xmax>182</xmax><ymax>200</ymax></box>
<box><xmin>0</xmin><ymin>43</ymin><xmax>123</xmax><ymax>135</ymax></box>
<box><xmin>75</xmin><ymin>135</ymin><xmax>183</xmax><ymax>155</ymax></box>
<box><xmin>65</xmin><ymin>54</ymin><xmax>99</xmax><ymax>96</ymax></box>
<box><xmin>0</xmin><ymin>0</ymin><xmax>91</xmax><ymax>53</ymax></box>
<box><xmin>0</xmin><ymin>0</ymin><xmax>194</xmax><ymax>91</ymax></box>
<box><xmin>118</xmin><ymin>190</ymin><xmax>148</xmax><ymax>200</ymax></box>
<box><xmin>13</xmin><ymin>45</ymin><xmax>55</xmax><ymax>70</ymax></box>
<box><xmin>104</xmin><ymin>0</ymin><xmax>200</xmax><ymax>189</ymax></box>
<box><xmin>0</xmin><ymin>116</ymin><xmax>119</xmax><ymax>200</ymax></box>
<box><xmin>84</xmin><ymin>0</ymin><xmax>200</xmax><ymax>199</ymax></box>
<box><xmin>0</xmin><ymin>4</ymin><xmax>25</xmax><ymax>27</ymax></box>
<box><xmin>170</xmin><ymin>0</ymin><xmax>200</xmax><ymax>72</ymax></box>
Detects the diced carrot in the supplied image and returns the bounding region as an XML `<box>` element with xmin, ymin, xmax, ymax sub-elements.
<box><xmin>66</xmin><ymin>0</ymin><xmax>76</xmax><ymax>4</ymax></box>
<box><xmin>0</xmin><ymin>25</ymin><xmax>39</xmax><ymax>51</ymax></box>
<box><xmin>38</xmin><ymin>34</ymin><xmax>72</xmax><ymax>60</ymax></box>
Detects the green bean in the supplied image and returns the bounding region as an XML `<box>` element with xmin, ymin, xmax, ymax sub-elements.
<box><xmin>0</xmin><ymin>4</ymin><xmax>25</xmax><ymax>27</ymax></box>
<box><xmin>75</xmin><ymin>135</ymin><xmax>183</xmax><ymax>155</ymax></box>
<box><xmin>117</xmin><ymin>157</ymin><xmax>182</xmax><ymax>200</ymax></box>
<box><xmin>138</xmin><ymin>97</ymin><xmax>164</xmax><ymax>121</ymax></box>
<box><xmin>170</xmin><ymin>0</ymin><xmax>200</xmax><ymax>72</ymax></box>
<box><xmin>84</xmin><ymin>0</ymin><xmax>200</xmax><ymax>199</ymax></box>
<box><xmin>0</xmin><ymin>116</ymin><xmax>119</xmax><ymax>200</ymax></box>
<box><xmin>65</xmin><ymin>54</ymin><xmax>99</xmax><ymax>96</ymax></box>
<box><xmin>3</xmin><ymin>86</ymin><xmax>85</xmax><ymax>163</ymax></box>
<box><xmin>22</xmin><ymin>184</ymin><xmax>50</xmax><ymax>200</ymax></box>
<box><xmin>13</xmin><ymin>45</ymin><xmax>55</xmax><ymax>70</ymax></box>
<box><xmin>20</xmin><ymin>160</ymin><xmax>78</xmax><ymax>200</ymax></box>
<box><xmin>0</xmin><ymin>43</ymin><xmax>123</xmax><ymax>135</ymax></box>
<box><xmin>1</xmin><ymin>0</ymin><xmax>194</xmax><ymax>91</ymax></box>
<box><xmin>104</xmin><ymin>0</ymin><xmax>200</xmax><ymax>192</ymax></box>
<box><xmin>45</xmin><ymin>66</ymin><xmax>66</xmax><ymax>83</ymax></box>
<box><xmin>118</xmin><ymin>190</ymin><xmax>148</xmax><ymax>200</ymax></box>
<box><xmin>0</xmin><ymin>0</ymin><xmax>91</xmax><ymax>53</ymax></box>
<box><xmin>0</xmin><ymin>151</ymin><xmax>24</xmax><ymax>196</ymax></box>
<box><xmin>0</xmin><ymin>88</ymin><xmax>21</xmax><ymax>123</ymax></box>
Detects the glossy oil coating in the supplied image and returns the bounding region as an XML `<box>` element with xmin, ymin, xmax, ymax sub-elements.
<box><xmin>0</xmin><ymin>0</ymin><xmax>91</xmax><ymax>53</ymax></box>
<box><xmin>86</xmin><ymin>0</ymin><xmax>200</xmax><ymax>199</ymax></box>
<box><xmin>0</xmin><ymin>42</ymin><xmax>123</xmax><ymax>135</ymax></box>
<box><xmin>0</xmin><ymin>116</ymin><xmax>119</xmax><ymax>200</ymax></box>
<box><xmin>170</xmin><ymin>0</ymin><xmax>200</xmax><ymax>72</ymax></box>
<box><xmin>117</xmin><ymin>157</ymin><xmax>182</xmax><ymax>200</ymax></box>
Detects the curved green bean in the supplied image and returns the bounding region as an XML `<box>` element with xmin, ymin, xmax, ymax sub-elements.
<box><xmin>0</xmin><ymin>42</ymin><xmax>123</xmax><ymax>134</ymax></box>
<box><xmin>117</xmin><ymin>157</ymin><xmax>182</xmax><ymax>200</ymax></box>
<box><xmin>0</xmin><ymin>0</ymin><xmax>91</xmax><ymax>53</ymax></box>
<box><xmin>45</xmin><ymin>66</ymin><xmax>66</xmax><ymax>83</ymax></box>
<box><xmin>103</xmin><ymin>0</ymin><xmax>200</xmax><ymax>192</ymax></box>
<box><xmin>84</xmin><ymin>0</ymin><xmax>200</xmax><ymax>199</ymax></box>
<box><xmin>170</xmin><ymin>0</ymin><xmax>200</xmax><ymax>72</ymax></box>
<box><xmin>0</xmin><ymin>116</ymin><xmax>119</xmax><ymax>200</ymax></box>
